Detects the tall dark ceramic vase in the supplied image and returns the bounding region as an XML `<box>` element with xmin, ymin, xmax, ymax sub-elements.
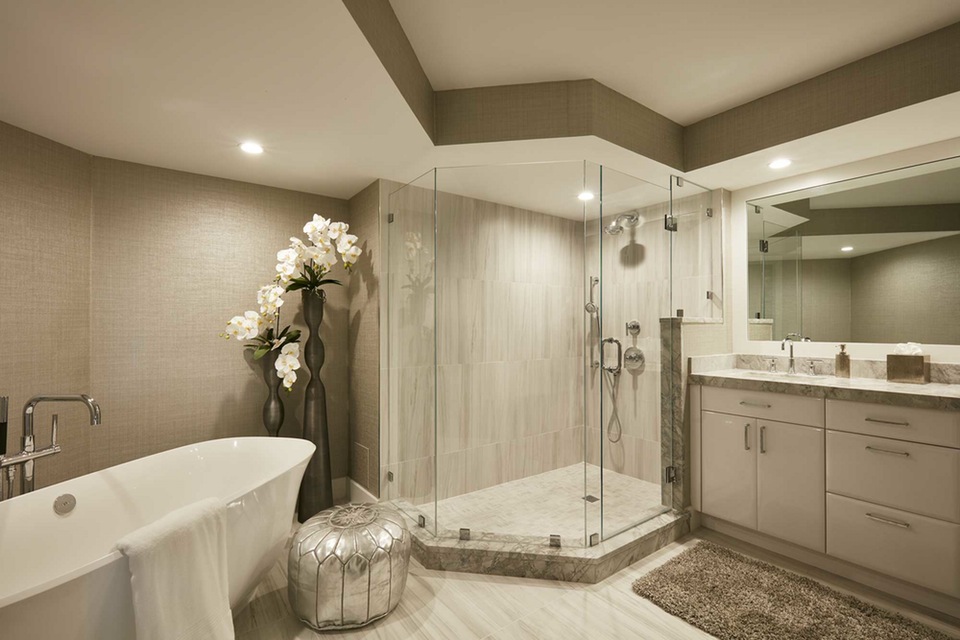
<box><xmin>260</xmin><ymin>350</ymin><xmax>285</xmax><ymax>437</ymax></box>
<box><xmin>299</xmin><ymin>289</ymin><xmax>333</xmax><ymax>521</ymax></box>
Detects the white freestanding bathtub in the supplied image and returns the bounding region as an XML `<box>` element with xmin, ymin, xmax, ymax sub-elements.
<box><xmin>0</xmin><ymin>436</ymin><xmax>314</xmax><ymax>639</ymax></box>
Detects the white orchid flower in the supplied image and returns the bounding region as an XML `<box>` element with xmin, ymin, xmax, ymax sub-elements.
<box><xmin>241</xmin><ymin>311</ymin><xmax>262</xmax><ymax>339</ymax></box>
<box><xmin>276</xmin><ymin>260</ymin><xmax>297</xmax><ymax>281</ymax></box>
<box><xmin>281</xmin><ymin>342</ymin><xmax>300</xmax><ymax>359</ymax></box>
<box><xmin>342</xmin><ymin>244</ymin><xmax>362</xmax><ymax>267</ymax></box>
<box><xmin>276</xmin><ymin>248</ymin><xmax>300</xmax><ymax>265</ymax></box>
<box><xmin>303</xmin><ymin>215</ymin><xmax>330</xmax><ymax>244</ymax></box>
<box><xmin>336</xmin><ymin>233</ymin><xmax>358</xmax><ymax>254</ymax></box>
<box><xmin>274</xmin><ymin>352</ymin><xmax>301</xmax><ymax>376</ymax></box>
<box><xmin>225</xmin><ymin>311</ymin><xmax>261</xmax><ymax>340</ymax></box>
<box><xmin>289</xmin><ymin>237</ymin><xmax>307</xmax><ymax>257</ymax></box>
<box><xmin>326</xmin><ymin>221</ymin><xmax>349</xmax><ymax>241</ymax></box>
<box><xmin>257</xmin><ymin>284</ymin><xmax>285</xmax><ymax>315</ymax></box>
<box><xmin>225</xmin><ymin>315</ymin><xmax>247</xmax><ymax>340</ymax></box>
<box><xmin>282</xmin><ymin>370</ymin><xmax>297</xmax><ymax>389</ymax></box>
<box><xmin>306</xmin><ymin>241</ymin><xmax>338</xmax><ymax>271</ymax></box>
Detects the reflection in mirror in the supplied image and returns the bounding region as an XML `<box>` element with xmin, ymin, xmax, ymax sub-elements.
<box><xmin>748</xmin><ymin>156</ymin><xmax>960</xmax><ymax>345</ymax></box>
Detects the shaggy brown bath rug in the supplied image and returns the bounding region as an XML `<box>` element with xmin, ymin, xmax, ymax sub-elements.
<box><xmin>632</xmin><ymin>541</ymin><xmax>953</xmax><ymax>640</ymax></box>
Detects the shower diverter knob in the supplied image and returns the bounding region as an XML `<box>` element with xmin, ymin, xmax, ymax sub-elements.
<box><xmin>623</xmin><ymin>347</ymin><xmax>645</xmax><ymax>371</ymax></box>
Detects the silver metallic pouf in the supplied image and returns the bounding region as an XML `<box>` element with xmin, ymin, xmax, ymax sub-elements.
<box><xmin>288</xmin><ymin>503</ymin><xmax>411</xmax><ymax>631</ymax></box>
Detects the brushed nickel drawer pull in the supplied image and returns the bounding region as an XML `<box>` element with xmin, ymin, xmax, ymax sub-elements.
<box><xmin>864</xmin><ymin>417</ymin><xmax>910</xmax><ymax>427</ymax></box>
<box><xmin>760</xmin><ymin>425</ymin><xmax>766</xmax><ymax>454</ymax></box>
<box><xmin>865</xmin><ymin>446</ymin><xmax>910</xmax><ymax>457</ymax></box>
<box><xmin>739</xmin><ymin>401</ymin><xmax>772</xmax><ymax>409</ymax></box>
<box><xmin>865</xmin><ymin>513</ymin><xmax>911</xmax><ymax>529</ymax></box>
<box><xmin>744</xmin><ymin>424</ymin><xmax>750</xmax><ymax>451</ymax></box>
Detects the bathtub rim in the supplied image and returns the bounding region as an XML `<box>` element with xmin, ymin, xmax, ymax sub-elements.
<box><xmin>0</xmin><ymin>436</ymin><xmax>315</xmax><ymax>610</ymax></box>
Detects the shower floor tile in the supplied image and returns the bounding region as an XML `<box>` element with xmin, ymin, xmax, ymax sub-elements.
<box><xmin>431</xmin><ymin>464</ymin><xmax>665</xmax><ymax>546</ymax></box>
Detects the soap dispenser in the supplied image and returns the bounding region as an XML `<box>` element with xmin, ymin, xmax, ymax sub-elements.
<box><xmin>836</xmin><ymin>344</ymin><xmax>850</xmax><ymax>378</ymax></box>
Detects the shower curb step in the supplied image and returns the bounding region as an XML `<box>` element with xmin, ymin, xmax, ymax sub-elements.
<box><xmin>391</xmin><ymin>507</ymin><xmax>690</xmax><ymax>584</ymax></box>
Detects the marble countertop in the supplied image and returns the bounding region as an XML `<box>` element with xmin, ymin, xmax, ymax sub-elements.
<box><xmin>689</xmin><ymin>368</ymin><xmax>960</xmax><ymax>412</ymax></box>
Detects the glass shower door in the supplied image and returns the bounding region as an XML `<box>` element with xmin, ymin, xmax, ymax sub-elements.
<box><xmin>595</xmin><ymin>165</ymin><xmax>674</xmax><ymax>542</ymax></box>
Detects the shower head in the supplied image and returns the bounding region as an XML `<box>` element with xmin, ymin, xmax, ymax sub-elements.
<box><xmin>604</xmin><ymin>221</ymin><xmax>624</xmax><ymax>235</ymax></box>
<box><xmin>603</xmin><ymin>213</ymin><xmax>639</xmax><ymax>235</ymax></box>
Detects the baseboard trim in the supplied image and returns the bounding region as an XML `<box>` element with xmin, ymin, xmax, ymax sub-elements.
<box><xmin>349</xmin><ymin>478</ymin><xmax>378</xmax><ymax>503</ymax></box>
<box><xmin>700</xmin><ymin>513</ymin><xmax>960</xmax><ymax>620</ymax></box>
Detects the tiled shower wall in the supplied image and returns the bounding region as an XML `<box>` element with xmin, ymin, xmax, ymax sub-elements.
<box><xmin>382</xmin><ymin>184</ymin><xmax>584</xmax><ymax>507</ymax></box>
<box><xmin>0</xmin><ymin>120</ymin><xmax>353</xmax><ymax>493</ymax></box>
<box><xmin>434</xmin><ymin>190</ymin><xmax>584</xmax><ymax>501</ymax></box>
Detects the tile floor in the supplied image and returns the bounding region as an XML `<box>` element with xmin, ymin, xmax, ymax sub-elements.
<box><xmin>232</xmin><ymin>529</ymin><xmax>960</xmax><ymax>640</ymax></box>
<box><xmin>397</xmin><ymin>464</ymin><xmax>666</xmax><ymax>546</ymax></box>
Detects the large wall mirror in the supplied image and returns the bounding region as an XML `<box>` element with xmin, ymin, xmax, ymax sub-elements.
<box><xmin>747</xmin><ymin>155</ymin><xmax>960</xmax><ymax>345</ymax></box>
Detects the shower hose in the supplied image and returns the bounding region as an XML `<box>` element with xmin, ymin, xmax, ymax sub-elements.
<box><xmin>604</xmin><ymin>368</ymin><xmax>623</xmax><ymax>444</ymax></box>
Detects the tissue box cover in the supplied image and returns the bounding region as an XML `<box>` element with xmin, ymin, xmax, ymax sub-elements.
<box><xmin>886</xmin><ymin>354</ymin><xmax>930</xmax><ymax>384</ymax></box>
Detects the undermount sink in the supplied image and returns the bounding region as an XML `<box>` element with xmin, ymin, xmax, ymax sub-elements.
<box><xmin>741</xmin><ymin>370</ymin><xmax>830</xmax><ymax>381</ymax></box>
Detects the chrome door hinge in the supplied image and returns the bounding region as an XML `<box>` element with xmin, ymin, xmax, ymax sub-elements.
<box><xmin>388</xmin><ymin>213</ymin><xmax>395</xmax><ymax>223</ymax></box>
<box><xmin>664</xmin><ymin>466</ymin><xmax>677</xmax><ymax>484</ymax></box>
<box><xmin>759</xmin><ymin>239</ymin><xmax>769</xmax><ymax>253</ymax></box>
<box><xmin>664</xmin><ymin>214</ymin><xmax>677</xmax><ymax>232</ymax></box>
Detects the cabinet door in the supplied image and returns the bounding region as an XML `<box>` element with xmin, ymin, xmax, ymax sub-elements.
<box><xmin>758</xmin><ymin>420</ymin><xmax>825</xmax><ymax>552</ymax></box>
<box><xmin>702</xmin><ymin>411</ymin><xmax>757</xmax><ymax>529</ymax></box>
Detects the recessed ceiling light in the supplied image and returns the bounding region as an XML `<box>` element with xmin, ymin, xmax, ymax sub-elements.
<box><xmin>240</xmin><ymin>141</ymin><xmax>264</xmax><ymax>154</ymax></box>
<box><xmin>841</xmin><ymin>246</ymin><xmax>854</xmax><ymax>252</ymax></box>
<box><xmin>768</xmin><ymin>158</ymin><xmax>791</xmax><ymax>169</ymax></box>
<box><xmin>578</xmin><ymin>191</ymin><xmax>595</xmax><ymax>201</ymax></box>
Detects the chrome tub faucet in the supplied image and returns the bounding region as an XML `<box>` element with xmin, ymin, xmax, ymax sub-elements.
<box><xmin>0</xmin><ymin>394</ymin><xmax>101</xmax><ymax>499</ymax></box>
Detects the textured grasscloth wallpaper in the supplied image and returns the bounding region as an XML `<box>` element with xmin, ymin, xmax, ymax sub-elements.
<box><xmin>0</xmin><ymin>121</ymin><xmax>354</xmax><ymax>493</ymax></box>
<box><xmin>850</xmin><ymin>233</ymin><xmax>960</xmax><ymax>345</ymax></box>
<box><xmin>0</xmin><ymin>121</ymin><xmax>93</xmax><ymax>488</ymax></box>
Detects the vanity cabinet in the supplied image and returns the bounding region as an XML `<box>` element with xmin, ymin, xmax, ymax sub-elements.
<box><xmin>702</xmin><ymin>411</ymin><xmax>757</xmax><ymax>529</ymax></box>
<box><xmin>825</xmin><ymin>399</ymin><xmax>960</xmax><ymax>597</ymax></box>
<box><xmin>695</xmin><ymin>380</ymin><xmax>960</xmax><ymax>605</ymax></box>
<box><xmin>701</xmin><ymin>387</ymin><xmax>826</xmax><ymax>552</ymax></box>
<box><xmin>757</xmin><ymin>420</ymin><xmax>825</xmax><ymax>551</ymax></box>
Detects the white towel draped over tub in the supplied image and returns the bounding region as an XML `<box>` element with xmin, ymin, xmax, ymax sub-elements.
<box><xmin>116</xmin><ymin>497</ymin><xmax>235</xmax><ymax>640</ymax></box>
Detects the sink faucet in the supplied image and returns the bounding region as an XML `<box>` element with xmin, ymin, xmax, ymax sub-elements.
<box><xmin>14</xmin><ymin>394</ymin><xmax>101</xmax><ymax>495</ymax></box>
<box><xmin>781</xmin><ymin>333</ymin><xmax>811</xmax><ymax>374</ymax></box>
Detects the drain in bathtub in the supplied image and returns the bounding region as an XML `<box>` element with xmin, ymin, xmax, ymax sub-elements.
<box><xmin>53</xmin><ymin>493</ymin><xmax>76</xmax><ymax>515</ymax></box>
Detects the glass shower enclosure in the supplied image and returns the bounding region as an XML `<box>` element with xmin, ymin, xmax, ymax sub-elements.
<box><xmin>383</xmin><ymin>161</ymin><xmax>711</xmax><ymax>548</ymax></box>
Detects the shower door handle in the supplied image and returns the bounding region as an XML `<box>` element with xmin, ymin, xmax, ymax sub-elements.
<box><xmin>601</xmin><ymin>338</ymin><xmax>622</xmax><ymax>374</ymax></box>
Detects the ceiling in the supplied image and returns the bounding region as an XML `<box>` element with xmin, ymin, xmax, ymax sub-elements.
<box><xmin>800</xmin><ymin>231</ymin><xmax>960</xmax><ymax>259</ymax></box>
<box><xmin>1</xmin><ymin>1</ymin><xmax>960</xmax><ymax>202</ymax></box>
<box><xmin>391</xmin><ymin>0</ymin><xmax>960</xmax><ymax>125</ymax></box>
<box><xmin>0</xmin><ymin>0</ymin><xmax>433</xmax><ymax>199</ymax></box>
<box><xmin>752</xmin><ymin>231</ymin><xmax>960</xmax><ymax>262</ymax></box>
<box><xmin>812</xmin><ymin>164</ymin><xmax>960</xmax><ymax>208</ymax></box>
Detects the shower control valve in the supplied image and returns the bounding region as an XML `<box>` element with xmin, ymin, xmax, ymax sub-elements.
<box><xmin>625</xmin><ymin>320</ymin><xmax>640</xmax><ymax>336</ymax></box>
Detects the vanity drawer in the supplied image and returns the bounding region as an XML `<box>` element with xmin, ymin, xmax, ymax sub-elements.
<box><xmin>702</xmin><ymin>386</ymin><xmax>823</xmax><ymax>427</ymax></box>
<box><xmin>827</xmin><ymin>493</ymin><xmax>960</xmax><ymax>597</ymax></box>
<box><xmin>826</xmin><ymin>399</ymin><xmax>960</xmax><ymax>449</ymax></box>
<box><xmin>826</xmin><ymin>430</ymin><xmax>960</xmax><ymax>523</ymax></box>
